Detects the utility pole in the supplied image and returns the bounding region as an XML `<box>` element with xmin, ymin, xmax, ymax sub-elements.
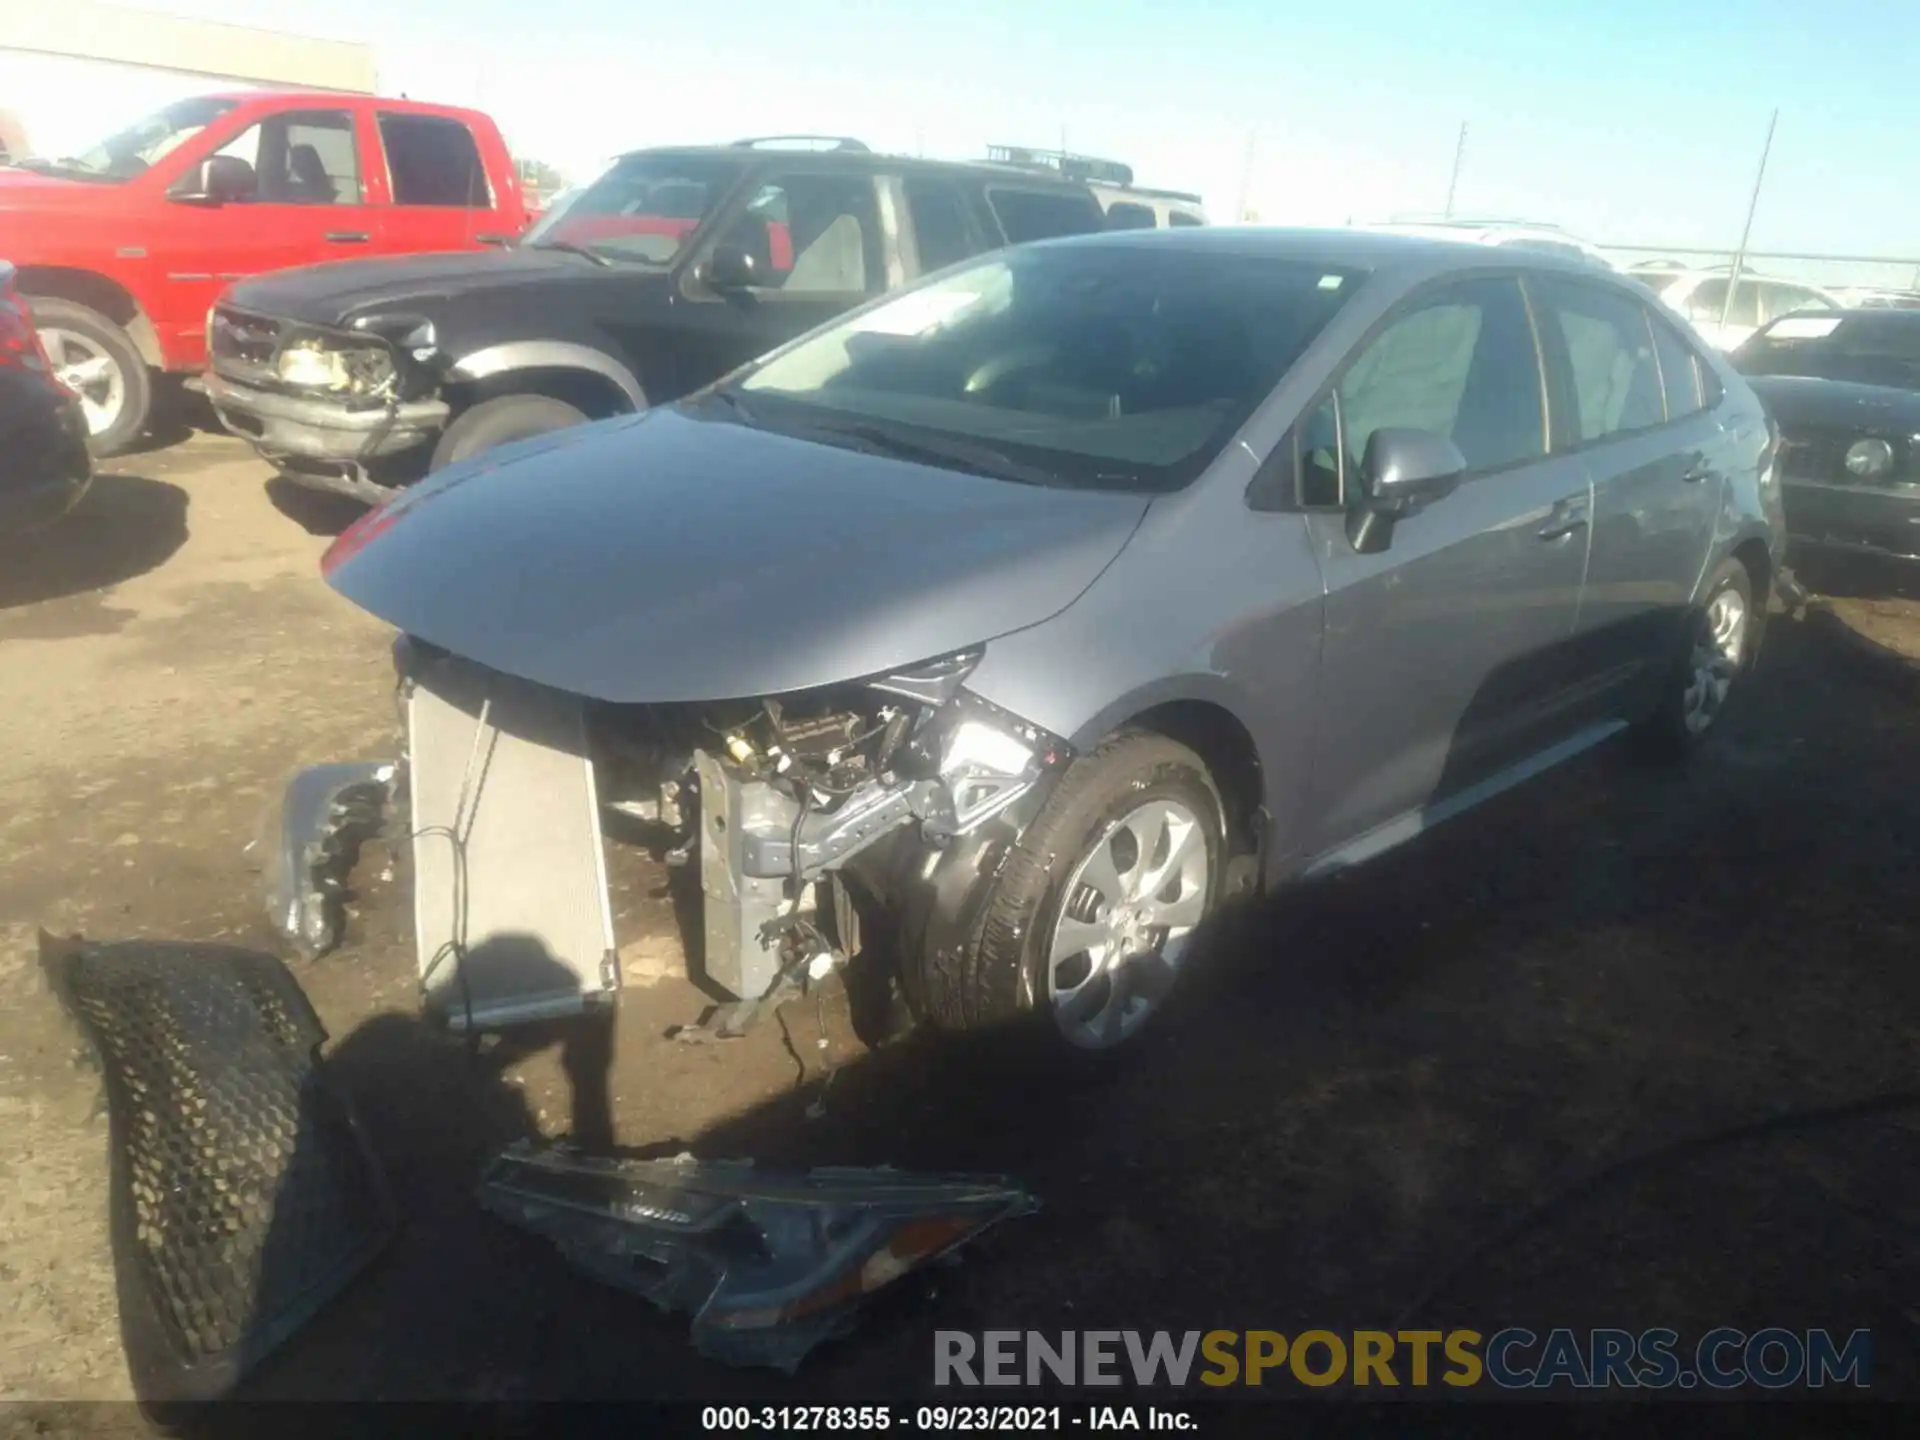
<box><xmin>1721</xmin><ymin>109</ymin><xmax>1779</xmax><ymax>333</ymax></box>
<box><xmin>1235</xmin><ymin>129</ymin><xmax>1256</xmax><ymax>224</ymax></box>
<box><xmin>1444</xmin><ymin>122</ymin><xmax>1467</xmax><ymax>217</ymax></box>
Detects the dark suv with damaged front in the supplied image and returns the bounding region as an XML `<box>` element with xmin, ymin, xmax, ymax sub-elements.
<box><xmin>201</xmin><ymin>137</ymin><xmax>1108</xmax><ymax>503</ymax></box>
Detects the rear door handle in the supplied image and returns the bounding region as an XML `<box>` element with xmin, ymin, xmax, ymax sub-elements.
<box><xmin>475</xmin><ymin>232</ymin><xmax>513</xmax><ymax>246</ymax></box>
<box><xmin>1681</xmin><ymin>457</ymin><xmax>1712</xmax><ymax>483</ymax></box>
<box><xmin>325</xmin><ymin>231</ymin><xmax>371</xmax><ymax>244</ymax></box>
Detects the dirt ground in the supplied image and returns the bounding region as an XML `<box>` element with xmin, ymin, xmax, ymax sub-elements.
<box><xmin>3</xmin><ymin>434</ymin><xmax>1920</xmax><ymax>1406</ymax></box>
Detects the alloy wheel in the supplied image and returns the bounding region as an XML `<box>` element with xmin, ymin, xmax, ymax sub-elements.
<box><xmin>1046</xmin><ymin>798</ymin><xmax>1211</xmax><ymax>1049</ymax></box>
<box><xmin>41</xmin><ymin>326</ymin><xmax>127</xmax><ymax>438</ymax></box>
<box><xmin>1681</xmin><ymin>587</ymin><xmax>1748</xmax><ymax>735</ymax></box>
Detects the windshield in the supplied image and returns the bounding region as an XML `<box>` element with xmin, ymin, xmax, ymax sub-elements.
<box><xmin>18</xmin><ymin>97</ymin><xmax>239</xmax><ymax>182</ymax></box>
<box><xmin>520</xmin><ymin>154</ymin><xmax>742</xmax><ymax>265</ymax></box>
<box><xmin>730</xmin><ymin>244</ymin><xmax>1361</xmax><ymax>493</ymax></box>
<box><xmin>1732</xmin><ymin>312</ymin><xmax>1920</xmax><ymax>392</ymax></box>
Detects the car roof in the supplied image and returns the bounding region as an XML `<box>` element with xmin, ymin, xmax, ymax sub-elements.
<box><xmin>614</xmin><ymin>145</ymin><xmax>1096</xmax><ymax>188</ymax></box>
<box><xmin>199</xmin><ymin>90</ymin><xmax>491</xmax><ymax>122</ymax></box>
<box><xmin>1023</xmin><ymin>224</ymin><xmax>1634</xmax><ymax>282</ymax></box>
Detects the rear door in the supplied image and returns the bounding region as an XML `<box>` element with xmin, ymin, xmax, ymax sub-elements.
<box><xmin>1303</xmin><ymin>273</ymin><xmax>1595</xmax><ymax>856</ymax></box>
<box><xmin>1530</xmin><ymin>276</ymin><xmax>1726</xmax><ymax>720</ymax></box>
<box><xmin>372</xmin><ymin>112</ymin><xmax>518</xmax><ymax>254</ymax></box>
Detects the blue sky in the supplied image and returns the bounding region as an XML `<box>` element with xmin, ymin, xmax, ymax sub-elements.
<box><xmin>146</xmin><ymin>0</ymin><xmax>1920</xmax><ymax>256</ymax></box>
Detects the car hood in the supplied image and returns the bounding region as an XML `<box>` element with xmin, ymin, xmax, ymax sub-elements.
<box><xmin>1746</xmin><ymin>374</ymin><xmax>1920</xmax><ymax>434</ymax></box>
<box><xmin>0</xmin><ymin>167</ymin><xmax>122</xmax><ymax>210</ymax></box>
<box><xmin>221</xmin><ymin>247</ymin><xmax>650</xmax><ymax>329</ymax></box>
<box><xmin>322</xmin><ymin>406</ymin><xmax>1151</xmax><ymax>704</ymax></box>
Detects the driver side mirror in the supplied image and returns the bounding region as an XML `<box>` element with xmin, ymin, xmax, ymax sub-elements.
<box><xmin>1346</xmin><ymin>427</ymin><xmax>1467</xmax><ymax>554</ymax></box>
<box><xmin>169</xmin><ymin>154</ymin><xmax>255</xmax><ymax>206</ymax></box>
<box><xmin>703</xmin><ymin>242</ymin><xmax>760</xmax><ymax>293</ymax></box>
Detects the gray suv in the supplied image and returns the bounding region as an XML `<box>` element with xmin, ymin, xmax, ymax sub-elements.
<box><xmin>269</xmin><ymin>228</ymin><xmax>1787</xmax><ymax>1054</ymax></box>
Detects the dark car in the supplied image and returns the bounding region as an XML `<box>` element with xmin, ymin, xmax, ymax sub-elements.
<box><xmin>1731</xmin><ymin>309</ymin><xmax>1920</xmax><ymax>564</ymax></box>
<box><xmin>0</xmin><ymin>261</ymin><xmax>91</xmax><ymax>536</ymax></box>
<box><xmin>200</xmin><ymin>137</ymin><xmax>1109</xmax><ymax>503</ymax></box>
<box><xmin>257</xmin><ymin>230</ymin><xmax>1786</xmax><ymax>1053</ymax></box>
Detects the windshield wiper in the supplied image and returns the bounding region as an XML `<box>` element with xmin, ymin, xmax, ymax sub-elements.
<box><xmin>528</xmin><ymin>239</ymin><xmax>613</xmax><ymax>268</ymax></box>
<box><xmin>13</xmin><ymin>157</ymin><xmax>106</xmax><ymax>181</ymax></box>
<box><xmin>803</xmin><ymin>421</ymin><xmax>1083</xmax><ymax>488</ymax></box>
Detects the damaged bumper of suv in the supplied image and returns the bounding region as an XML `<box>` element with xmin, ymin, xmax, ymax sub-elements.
<box><xmin>203</xmin><ymin>306</ymin><xmax>449</xmax><ymax>502</ymax></box>
<box><xmin>267</xmin><ymin>634</ymin><xmax>1068</xmax><ymax>1034</ymax></box>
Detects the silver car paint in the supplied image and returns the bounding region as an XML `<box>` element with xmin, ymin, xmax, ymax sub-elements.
<box><xmin>330</xmin><ymin>229</ymin><xmax>1784</xmax><ymax>889</ymax></box>
<box><xmin>963</xmin><ymin>233</ymin><xmax>1782</xmax><ymax>877</ymax></box>
<box><xmin>322</xmin><ymin>405</ymin><xmax>1151</xmax><ymax>704</ymax></box>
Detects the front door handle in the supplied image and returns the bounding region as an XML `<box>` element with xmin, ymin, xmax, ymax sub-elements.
<box><xmin>475</xmin><ymin>232</ymin><xmax>514</xmax><ymax>246</ymax></box>
<box><xmin>325</xmin><ymin>230</ymin><xmax>371</xmax><ymax>244</ymax></box>
<box><xmin>1539</xmin><ymin>500</ymin><xmax>1590</xmax><ymax>542</ymax></box>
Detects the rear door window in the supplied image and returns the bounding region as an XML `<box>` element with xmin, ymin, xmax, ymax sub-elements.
<box><xmin>1532</xmin><ymin>278</ymin><xmax>1668</xmax><ymax>440</ymax></box>
<box><xmin>903</xmin><ymin>178</ymin><xmax>977</xmax><ymax>274</ymax></box>
<box><xmin>1105</xmin><ymin>200</ymin><xmax>1158</xmax><ymax>230</ymax></box>
<box><xmin>988</xmin><ymin>187</ymin><xmax>1104</xmax><ymax>244</ymax></box>
<box><xmin>379</xmin><ymin>114</ymin><xmax>490</xmax><ymax>206</ymax></box>
<box><xmin>1648</xmin><ymin>313</ymin><xmax>1705</xmax><ymax>418</ymax></box>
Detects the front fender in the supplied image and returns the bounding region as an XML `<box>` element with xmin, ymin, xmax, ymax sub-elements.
<box><xmin>448</xmin><ymin>340</ymin><xmax>646</xmax><ymax>409</ymax></box>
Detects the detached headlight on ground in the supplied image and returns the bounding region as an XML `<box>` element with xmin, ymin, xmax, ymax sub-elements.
<box><xmin>275</xmin><ymin>337</ymin><xmax>396</xmax><ymax>397</ymax></box>
<box><xmin>1845</xmin><ymin>438</ymin><xmax>1895</xmax><ymax>478</ymax></box>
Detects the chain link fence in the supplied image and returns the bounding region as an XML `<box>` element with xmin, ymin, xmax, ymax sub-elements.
<box><xmin>1598</xmin><ymin>245</ymin><xmax>1920</xmax><ymax>307</ymax></box>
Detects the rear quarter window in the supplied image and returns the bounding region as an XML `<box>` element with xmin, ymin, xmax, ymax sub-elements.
<box><xmin>988</xmin><ymin>187</ymin><xmax>1105</xmax><ymax>244</ymax></box>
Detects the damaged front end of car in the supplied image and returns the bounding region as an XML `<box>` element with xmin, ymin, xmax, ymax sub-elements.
<box><xmin>263</xmin><ymin>633</ymin><xmax>1071</xmax><ymax>1036</ymax></box>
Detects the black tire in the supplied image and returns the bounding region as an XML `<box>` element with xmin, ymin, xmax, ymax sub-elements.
<box><xmin>429</xmin><ymin>394</ymin><xmax>589</xmax><ymax>472</ymax></box>
<box><xmin>910</xmin><ymin>731</ymin><xmax>1224</xmax><ymax>1053</ymax></box>
<box><xmin>1634</xmin><ymin>556</ymin><xmax>1756</xmax><ymax>759</ymax></box>
<box><xmin>27</xmin><ymin>297</ymin><xmax>153</xmax><ymax>458</ymax></box>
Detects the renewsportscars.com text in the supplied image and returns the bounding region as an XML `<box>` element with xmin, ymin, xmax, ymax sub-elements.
<box><xmin>934</xmin><ymin>1328</ymin><xmax>1872</xmax><ymax>1390</ymax></box>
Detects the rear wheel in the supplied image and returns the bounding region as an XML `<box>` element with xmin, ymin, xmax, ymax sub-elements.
<box><xmin>1636</xmin><ymin>557</ymin><xmax>1755</xmax><ymax>757</ymax></box>
<box><xmin>29</xmin><ymin>297</ymin><xmax>152</xmax><ymax>458</ymax></box>
<box><xmin>910</xmin><ymin>732</ymin><xmax>1223</xmax><ymax>1053</ymax></box>
<box><xmin>429</xmin><ymin>394</ymin><xmax>589</xmax><ymax>472</ymax></box>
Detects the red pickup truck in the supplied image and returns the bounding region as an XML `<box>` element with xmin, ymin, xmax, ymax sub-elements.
<box><xmin>0</xmin><ymin>91</ymin><xmax>529</xmax><ymax>455</ymax></box>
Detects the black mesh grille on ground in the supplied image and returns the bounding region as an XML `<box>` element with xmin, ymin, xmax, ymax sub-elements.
<box><xmin>41</xmin><ymin>936</ymin><xmax>395</xmax><ymax>1405</ymax></box>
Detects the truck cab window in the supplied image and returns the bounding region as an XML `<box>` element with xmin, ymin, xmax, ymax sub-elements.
<box><xmin>379</xmin><ymin>114</ymin><xmax>490</xmax><ymax>207</ymax></box>
<box><xmin>212</xmin><ymin>111</ymin><xmax>360</xmax><ymax>205</ymax></box>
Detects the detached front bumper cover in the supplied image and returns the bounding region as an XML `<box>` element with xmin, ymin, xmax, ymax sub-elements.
<box><xmin>479</xmin><ymin>1143</ymin><xmax>1038</xmax><ymax>1372</ymax></box>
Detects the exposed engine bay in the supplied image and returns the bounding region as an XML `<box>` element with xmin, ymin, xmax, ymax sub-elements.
<box><xmin>268</xmin><ymin>636</ymin><xmax>1068</xmax><ymax>1034</ymax></box>
<box><xmin>588</xmin><ymin>645</ymin><xmax>1065</xmax><ymax>1019</ymax></box>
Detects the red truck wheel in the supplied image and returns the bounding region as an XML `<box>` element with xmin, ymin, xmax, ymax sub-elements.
<box><xmin>29</xmin><ymin>298</ymin><xmax>153</xmax><ymax>458</ymax></box>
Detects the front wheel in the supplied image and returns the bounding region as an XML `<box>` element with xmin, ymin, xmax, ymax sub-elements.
<box><xmin>912</xmin><ymin>732</ymin><xmax>1224</xmax><ymax>1053</ymax></box>
<box><xmin>1635</xmin><ymin>556</ymin><xmax>1755</xmax><ymax>757</ymax></box>
<box><xmin>429</xmin><ymin>393</ymin><xmax>589</xmax><ymax>472</ymax></box>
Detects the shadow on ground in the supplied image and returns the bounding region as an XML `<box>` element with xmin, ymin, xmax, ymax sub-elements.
<box><xmin>265</xmin><ymin>476</ymin><xmax>371</xmax><ymax>539</ymax></box>
<box><xmin>70</xmin><ymin>616</ymin><xmax>1920</xmax><ymax>1410</ymax></box>
<box><xmin>0</xmin><ymin>474</ymin><xmax>189</xmax><ymax>612</ymax></box>
<box><xmin>1792</xmin><ymin>549</ymin><xmax>1920</xmax><ymax>602</ymax></box>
